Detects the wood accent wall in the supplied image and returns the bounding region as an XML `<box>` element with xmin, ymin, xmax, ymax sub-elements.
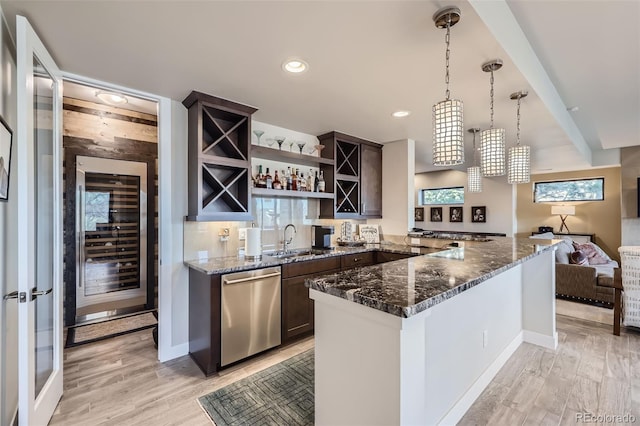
<box><xmin>62</xmin><ymin>96</ymin><xmax>158</xmax><ymax>326</ymax></box>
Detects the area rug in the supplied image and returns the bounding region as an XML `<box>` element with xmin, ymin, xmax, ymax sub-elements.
<box><xmin>198</xmin><ymin>349</ymin><xmax>314</xmax><ymax>426</ymax></box>
<box><xmin>65</xmin><ymin>311</ymin><xmax>157</xmax><ymax>348</ymax></box>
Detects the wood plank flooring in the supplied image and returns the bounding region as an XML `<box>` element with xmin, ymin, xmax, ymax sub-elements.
<box><xmin>51</xmin><ymin>302</ymin><xmax>639</xmax><ymax>425</ymax></box>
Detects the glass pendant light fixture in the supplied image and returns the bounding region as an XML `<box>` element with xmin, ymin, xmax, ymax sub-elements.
<box><xmin>480</xmin><ymin>59</ymin><xmax>506</xmax><ymax>176</ymax></box>
<box><xmin>467</xmin><ymin>128</ymin><xmax>482</xmax><ymax>192</ymax></box>
<box><xmin>432</xmin><ymin>6</ymin><xmax>464</xmax><ymax>166</ymax></box>
<box><xmin>508</xmin><ymin>91</ymin><xmax>531</xmax><ymax>184</ymax></box>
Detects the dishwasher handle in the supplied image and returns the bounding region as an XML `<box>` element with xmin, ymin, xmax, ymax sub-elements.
<box><xmin>223</xmin><ymin>271</ymin><xmax>281</xmax><ymax>286</ymax></box>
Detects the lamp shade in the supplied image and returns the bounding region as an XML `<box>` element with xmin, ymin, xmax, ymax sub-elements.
<box><xmin>551</xmin><ymin>205</ymin><xmax>575</xmax><ymax>216</ymax></box>
<box><xmin>507</xmin><ymin>145</ymin><xmax>530</xmax><ymax>184</ymax></box>
<box><xmin>480</xmin><ymin>128</ymin><xmax>505</xmax><ymax>176</ymax></box>
<box><xmin>467</xmin><ymin>166</ymin><xmax>482</xmax><ymax>192</ymax></box>
<box><xmin>433</xmin><ymin>99</ymin><xmax>464</xmax><ymax>165</ymax></box>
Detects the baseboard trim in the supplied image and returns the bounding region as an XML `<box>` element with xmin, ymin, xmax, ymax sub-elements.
<box><xmin>523</xmin><ymin>329</ymin><xmax>558</xmax><ymax>350</ymax></box>
<box><xmin>438</xmin><ymin>331</ymin><xmax>524</xmax><ymax>425</ymax></box>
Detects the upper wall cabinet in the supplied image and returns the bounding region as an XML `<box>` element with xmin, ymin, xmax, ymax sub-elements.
<box><xmin>183</xmin><ymin>91</ymin><xmax>257</xmax><ymax>221</ymax></box>
<box><xmin>318</xmin><ymin>131</ymin><xmax>382</xmax><ymax>219</ymax></box>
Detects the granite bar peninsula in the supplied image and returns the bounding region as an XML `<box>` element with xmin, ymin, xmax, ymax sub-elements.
<box><xmin>306</xmin><ymin>237</ymin><xmax>559</xmax><ymax>426</ymax></box>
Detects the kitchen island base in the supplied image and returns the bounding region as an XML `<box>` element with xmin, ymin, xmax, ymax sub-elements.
<box><xmin>310</xmin><ymin>248</ymin><xmax>557</xmax><ymax>426</ymax></box>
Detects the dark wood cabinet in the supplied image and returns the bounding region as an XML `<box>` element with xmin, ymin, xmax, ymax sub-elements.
<box><xmin>318</xmin><ymin>131</ymin><xmax>382</xmax><ymax>219</ymax></box>
<box><xmin>281</xmin><ymin>257</ymin><xmax>340</xmax><ymax>344</ymax></box>
<box><xmin>375</xmin><ymin>251</ymin><xmax>416</xmax><ymax>264</ymax></box>
<box><xmin>188</xmin><ymin>269</ymin><xmax>222</xmax><ymax>376</ymax></box>
<box><xmin>341</xmin><ymin>252</ymin><xmax>375</xmax><ymax>269</ymax></box>
<box><xmin>183</xmin><ymin>91</ymin><xmax>257</xmax><ymax>221</ymax></box>
<box><xmin>361</xmin><ymin>144</ymin><xmax>382</xmax><ymax>218</ymax></box>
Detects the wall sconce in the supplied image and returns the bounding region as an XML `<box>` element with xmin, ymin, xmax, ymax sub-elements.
<box><xmin>551</xmin><ymin>205</ymin><xmax>575</xmax><ymax>233</ymax></box>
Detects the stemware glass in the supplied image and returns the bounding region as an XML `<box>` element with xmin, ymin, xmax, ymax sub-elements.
<box><xmin>275</xmin><ymin>136</ymin><xmax>286</xmax><ymax>150</ymax></box>
<box><xmin>288</xmin><ymin>140</ymin><xmax>295</xmax><ymax>152</ymax></box>
<box><xmin>253</xmin><ymin>130</ymin><xmax>265</xmax><ymax>146</ymax></box>
<box><xmin>309</xmin><ymin>144</ymin><xmax>326</xmax><ymax>156</ymax></box>
<box><xmin>297</xmin><ymin>141</ymin><xmax>307</xmax><ymax>155</ymax></box>
<box><xmin>266</xmin><ymin>138</ymin><xmax>276</xmax><ymax>148</ymax></box>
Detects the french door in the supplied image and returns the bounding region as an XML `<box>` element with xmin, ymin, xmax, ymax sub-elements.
<box><xmin>16</xmin><ymin>15</ymin><xmax>63</xmax><ymax>425</ymax></box>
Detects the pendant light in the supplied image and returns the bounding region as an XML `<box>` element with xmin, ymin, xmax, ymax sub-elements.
<box><xmin>480</xmin><ymin>59</ymin><xmax>506</xmax><ymax>176</ymax></box>
<box><xmin>432</xmin><ymin>6</ymin><xmax>464</xmax><ymax>166</ymax></box>
<box><xmin>508</xmin><ymin>91</ymin><xmax>531</xmax><ymax>184</ymax></box>
<box><xmin>467</xmin><ymin>128</ymin><xmax>482</xmax><ymax>192</ymax></box>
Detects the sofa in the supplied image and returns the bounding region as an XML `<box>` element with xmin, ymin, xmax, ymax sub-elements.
<box><xmin>531</xmin><ymin>233</ymin><xmax>617</xmax><ymax>305</ymax></box>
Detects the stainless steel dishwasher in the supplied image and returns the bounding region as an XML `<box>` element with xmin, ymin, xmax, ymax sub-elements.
<box><xmin>221</xmin><ymin>267</ymin><xmax>282</xmax><ymax>366</ymax></box>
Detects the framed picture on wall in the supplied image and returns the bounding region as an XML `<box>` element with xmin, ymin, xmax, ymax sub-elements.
<box><xmin>472</xmin><ymin>206</ymin><xmax>486</xmax><ymax>223</ymax></box>
<box><xmin>0</xmin><ymin>115</ymin><xmax>13</xmax><ymax>201</ymax></box>
<box><xmin>450</xmin><ymin>206</ymin><xmax>463</xmax><ymax>222</ymax></box>
<box><xmin>414</xmin><ymin>207</ymin><xmax>424</xmax><ymax>222</ymax></box>
<box><xmin>430</xmin><ymin>207</ymin><xmax>442</xmax><ymax>222</ymax></box>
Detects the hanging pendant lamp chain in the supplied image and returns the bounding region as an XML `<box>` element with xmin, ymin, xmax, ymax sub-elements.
<box><xmin>444</xmin><ymin>16</ymin><xmax>451</xmax><ymax>100</ymax></box>
<box><xmin>489</xmin><ymin>70</ymin><xmax>495</xmax><ymax>128</ymax></box>
<box><xmin>516</xmin><ymin>95</ymin><xmax>521</xmax><ymax>146</ymax></box>
<box><xmin>472</xmin><ymin>130</ymin><xmax>477</xmax><ymax>166</ymax></box>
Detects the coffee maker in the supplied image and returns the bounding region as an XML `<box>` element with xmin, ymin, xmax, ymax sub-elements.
<box><xmin>311</xmin><ymin>225</ymin><xmax>334</xmax><ymax>249</ymax></box>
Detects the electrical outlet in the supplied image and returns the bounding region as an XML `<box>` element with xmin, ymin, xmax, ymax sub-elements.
<box><xmin>238</xmin><ymin>228</ymin><xmax>247</xmax><ymax>240</ymax></box>
<box><xmin>219</xmin><ymin>227</ymin><xmax>230</xmax><ymax>242</ymax></box>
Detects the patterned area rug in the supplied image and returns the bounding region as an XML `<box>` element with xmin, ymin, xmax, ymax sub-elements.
<box><xmin>65</xmin><ymin>311</ymin><xmax>157</xmax><ymax>348</ymax></box>
<box><xmin>198</xmin><ymin>349</ymin><xmax>314</xmax><ymax>425</ymax></box>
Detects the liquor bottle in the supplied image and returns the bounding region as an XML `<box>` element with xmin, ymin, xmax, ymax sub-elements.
<box><xmin>307</xmin><ymin>169</ymin><xmax>314</xmax><ymax>192</ymax></box>
<box><xmin>314</xmin><ymin>171</ymin><xmax>319</xmax><ymax>192</ymax></box>
<box><xmin>286</xmin><ymin>167</ymin><xmax>292</xmax><ymax>191</ymax></box>
<box><xmin>273</xmin><ymin>170</ymin><xmax>281</xmax><ymax>190</ymax></box>
<box><xmin>291</xmin><ymin>168</ymin><xmax>298</xmax><ymax>191</ymax></box>
<box><xmin>280</xmin><ymin>170</ymin><xmax>287</xmax><ymax>190</ymax></box>
<box><xmin>257</xmin><ymin>165</ymin><xmax>266</xmax><ymax>188</ymax></box>
<box><xmin>318</xmin><ymin>170</ymin><xmax>326</xmax><ymax>192</ymax></box>
<box><xmin>299</xmin><ymin>172</ymin><xmax>306</xmax><ymax>191</ymax></box>
<box><xmin>265</xmin><ymin>167</ymin><xmax>273</xmax><ymax>189</ymax></box>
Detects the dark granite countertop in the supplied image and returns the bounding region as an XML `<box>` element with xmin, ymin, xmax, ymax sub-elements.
<box><xmin>184</xmin><ymin>243</ymin><xmax>443</xmax><ymax>275</ymax></box>
<box><xmin>305</xmin><ymin>237</ymin><xmax>559</xmax><ymax>318</ymax></box>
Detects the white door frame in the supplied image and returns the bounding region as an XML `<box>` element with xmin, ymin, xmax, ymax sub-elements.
<box><xmin>62</xmin><ymin>73</ymin><xmax>175</xmax><ymax>362</ymax></box>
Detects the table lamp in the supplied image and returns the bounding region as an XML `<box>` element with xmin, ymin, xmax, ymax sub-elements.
<box><xmin>551</xmin><ymin>205</ymin><xmax>575</xmax><ymax>234</ymax></box>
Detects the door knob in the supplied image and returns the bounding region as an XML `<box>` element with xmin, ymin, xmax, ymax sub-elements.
<box><xmin>31</xmin><ymin>288</ymin><xmax>52</xmax><ymax>301</ymax></box>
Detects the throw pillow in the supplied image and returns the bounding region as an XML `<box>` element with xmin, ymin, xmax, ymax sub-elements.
<box><xmin>572</xmin><ymin>242</ymin><xmax>610</xmax><ymax>265</ymax></box>
<box><xmin>570</xmin><ymin>250</ymin><xmax>588</xmax><ymax>266</ymax></box>
<box><xmin>555</xmin><ymin>240</ymin><xmax>574</xmax><ymax>264</ymax></box>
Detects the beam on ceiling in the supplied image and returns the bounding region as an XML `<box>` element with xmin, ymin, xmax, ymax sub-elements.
<box><xmin>469</xmin><ymin>0</ymin><xmax>593</xmax><ymax>166</ymax></box>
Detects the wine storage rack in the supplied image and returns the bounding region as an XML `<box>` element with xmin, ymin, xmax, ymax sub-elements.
<box><xmin>183</xmin><ymin>91</ymin><xmax>257</xmax><ymax>221</ymax></box>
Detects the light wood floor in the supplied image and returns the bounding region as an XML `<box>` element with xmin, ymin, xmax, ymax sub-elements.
<box><xmin>51</xmin><ymin>302</ymin><xmax>639</xmax><ymax>426</ymax></box>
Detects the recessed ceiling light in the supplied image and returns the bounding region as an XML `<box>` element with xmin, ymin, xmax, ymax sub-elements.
<box><xmin>282</xmin><ymin>59</ymin><xmax>308</xmax><ymax>74</ymax></box>
<box><xmin>96</xmin><ymin>90</ymin><xmax>128</xmax><ymax>105</ymax></box>
<box><xmin>392</xmin><ymin>110</ymin><xmax>411</xmax><ymax>118</ymax></box>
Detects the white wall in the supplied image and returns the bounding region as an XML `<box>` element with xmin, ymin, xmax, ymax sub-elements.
<box><xmin>0</xmin><ymin>6</ymin><xmax>18</xmax><ymax>424</ymax></box>
<box><xmin>370</xmin><ymin>139</ymin><xmax>415</xmax><ymax>236</ymax></box>
<box><xmin>414</xmin><ymin>170</ymin><xmax>515</xmax><ymax>236</ymax></box>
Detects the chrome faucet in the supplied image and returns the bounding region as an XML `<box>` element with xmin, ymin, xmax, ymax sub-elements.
<box><xmin>283</xmin><ymin>224</ymin><xmax>297</xmax><ymax>252</ymax></box>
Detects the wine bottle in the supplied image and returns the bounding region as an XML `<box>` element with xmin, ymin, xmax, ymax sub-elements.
<box><xmin>273</xmin><ymin>170</ymin><xmax>281</xmax><ymax>190</ymax></box>
<box><xmin>286</xmin><ymin>167</ymin><xmax>292</xmax><ymax>191</ymax></box>
<box><xmin>299</xmin><ymin>172</ymin><xmax>306</xmax><ymax>191</ymax></box>
<box><xmin>314</xmin><ymin>171</ymin><xmax>319</xmax><ymax>192</ymax></box>
<box><xmin>257</xmin><ymin>165</ymin><xmax>266</xmax><ymax>188</ymax></box>
<box><xmin>291</xmin><ymin>168</ymin><xmax>298</xmax><ymax>191</ymax></box>
<box><xmin>318</xmin><ymin>170</ymin><xmax>325</xmax><ymax>192</ymax></box>
<box><xmin>280</xmin><ymin>169</ymin><xmax>287</xmax><ymax>190</ymax></box>
<box><xmin>265</xmin><ymin>167</ymin><xmax>273</xmax><ymax>189</ymax></box>
<box><xmin>307</xmin><ymin>169</ymin><xmax>314</xmax><ymax>192</ymax></box>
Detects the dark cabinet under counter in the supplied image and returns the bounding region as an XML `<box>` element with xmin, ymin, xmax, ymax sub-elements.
<box><xmin>188</xmin><ymin>269</ymin><xmax>222</xmax><ymax>376</ymax></box>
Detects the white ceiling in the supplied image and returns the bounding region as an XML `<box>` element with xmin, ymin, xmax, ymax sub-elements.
<box><xmin>2</xmin><ymin>0</ymin><xmax>638</xmax><ymax>175</ymax></box>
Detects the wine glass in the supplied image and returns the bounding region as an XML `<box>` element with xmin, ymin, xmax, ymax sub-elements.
<box><xmin>253</xmin><ymin>130</ymin><xmax>264</xmax><ymax>146</ymax></box>
<box><xmin>275</xmin><ymin>136</ymin><xmax>286</xmax><ymax>150</ymax></box>
<box><xmin>309</xmin><ymin>144</ymin><xmax>326</xmax><ymax>156</ymax></box>
<box><xmin>288</xmin><ymin>140</ymin><xmax>295</xmax><ymax>152</ymax></box>
<box><xmin>266</xmin><ymin>138</ymin><xmax>276</xmax><ymax>148</ymax></box>
<box><xmin>297</xmin><ymin>141</ymin><xmax>306</xmax><ymax>155</ymax></box>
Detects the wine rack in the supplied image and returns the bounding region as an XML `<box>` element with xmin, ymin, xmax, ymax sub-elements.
<box><xmin>183</xmin><ymin>91</ymin><xmax>257</xmax><ymax>221</ymax></box>
<box><xmin>318</xmin><ymin>131</ymin><xmax>381</xmax><ymax>219</ymax></box>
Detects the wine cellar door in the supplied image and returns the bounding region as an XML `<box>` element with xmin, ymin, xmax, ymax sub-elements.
<box><xmin>75</xmin><ymin>156</ymin><xmax>147</xmax><ymax>315</ymax></box>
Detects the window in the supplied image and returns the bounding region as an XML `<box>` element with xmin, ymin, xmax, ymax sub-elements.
<box><xmin>534</xmin><ymin>178</ymin><xmax>604</xmax><ymax>202</ymax></box>
<box><xmin>420</xmin><ymin>186</ymin><xmax>464</xmax><ymax>205</ymax></box>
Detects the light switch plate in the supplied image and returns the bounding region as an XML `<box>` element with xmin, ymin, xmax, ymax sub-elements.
<box><xmin>238</xmin><ymin>228</ymin><xmax>247</xmax><ymax>240</ymax></box>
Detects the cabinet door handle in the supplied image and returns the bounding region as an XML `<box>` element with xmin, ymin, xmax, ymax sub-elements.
<box><xmin>362</xmin><ymin>203</ymin><xmax>366</xmax><ymax>213</ymax></box>
<box><xmin>354</xmin><ymin>258</ymin><xmax>360</xmax><ymax>262</ymax></box>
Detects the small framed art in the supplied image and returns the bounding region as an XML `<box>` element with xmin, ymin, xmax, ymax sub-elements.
<box><xmin>472</xmin><ymin>206</ymin><xmax>486</xmax><ymax>223</ymax></box>
<box><xmin>430</xmin><ymin>207</ymin><xmax>442</xmax><ymax>222</ymax></box>
<box><xmin>450</xmin><ymin>206</ymin><xmax>463</xmax><ymax>223</ymax></box>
